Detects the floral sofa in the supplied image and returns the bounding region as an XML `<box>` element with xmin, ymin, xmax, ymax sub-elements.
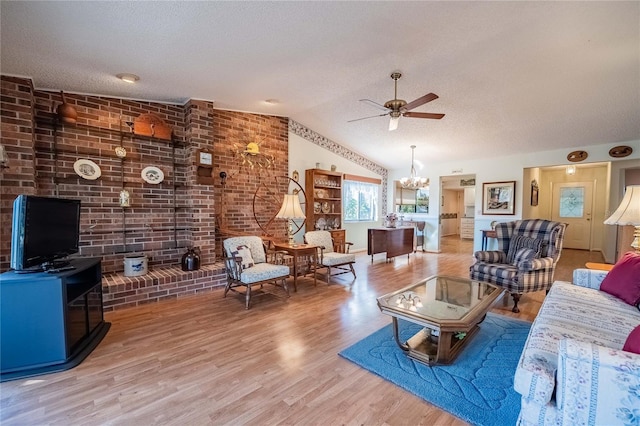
<box><xmin>515</xmin><ymin>268</ymin><xmax>640</xmax><ymax>425</ymax></box>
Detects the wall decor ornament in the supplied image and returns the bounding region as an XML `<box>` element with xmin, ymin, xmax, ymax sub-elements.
<box><xmin>119</xmin><ymin>189</ymin><xmax>131</xmax><ymax>207</ymax></box>
<box><xmin>73</xmin><ymin>159</ymin><xmax>101</xmax><ymax>180</ymax></box>
<box><xmin>608</xmin><ymin>145</ymin><xmax>633</xmax><ymax>158</ymax></box>
<box><xmin>56</xmin><ymin>91</ymin><xmax>77</xmax><ymax>124</ymax></box>
<box><xmin>114</xmin><ymin>146</ymin><xmax>127</xmax><ymax>158</ymax></box>
<box><xmin>141</xmin><ymin>166</ymin><xmax>164</xmax><ymax>184</ymax></box>
<box><xmin>133</xmin><ymin>113</ymin><xmax>172</xmax><ymax>140</ymax></box>
<box><xmin>232</xmin><ymin>136</ymin><xmax>275</xmax><ymax>172</ymax></box>
<box><xmin>567</xmin><ymin>150</ymin><xmax>588</xmax><ymax>162</ymax></box>
<box><xmin>482</xmin><ymin>181</ymin><xmax>516</xmax><ymax>215</ymax></box>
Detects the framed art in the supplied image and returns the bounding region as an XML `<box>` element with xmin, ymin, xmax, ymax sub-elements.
<box><xmin>482</xmin><ymin>181</ymin><xmax>516</xmax><ymax>215</ymax></box>
<box><xmin>530</xmin><ymin>179</ymin><xmax>539</xmax><ymax>206</ymax></box>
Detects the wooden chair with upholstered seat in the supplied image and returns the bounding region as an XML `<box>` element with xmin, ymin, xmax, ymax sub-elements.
<box><xmin>222</xmin><ymin>236</ymin><xmax>290</xmax><ymax>309</ymax></box>
<box><xmin>304</xmin><ymin>230</ymin><xmax>356</xmax><ymax>284</ymax></box>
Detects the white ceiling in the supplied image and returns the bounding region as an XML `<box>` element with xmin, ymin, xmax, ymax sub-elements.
<box><xmin>1</xmin><ymin>1</ymin><xmax>639</xmax><ymax>171</ymax></box>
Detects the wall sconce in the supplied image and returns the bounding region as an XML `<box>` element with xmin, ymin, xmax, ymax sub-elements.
<box><xmin>219</xmin><ymin>171</ymin><xmax>227</xmax><ymax>186</ymax></box>
<box><xmin>566</xmin><ymin>165</ymin><xmax>576</xmax><ymax>175</ymax></box>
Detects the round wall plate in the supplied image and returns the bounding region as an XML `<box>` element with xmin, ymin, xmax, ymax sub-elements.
<box><xmin>141</xmin><ymin>166</ymin><xmax>164</xmax><ymax>184</ymax></box>
<box><xmin>115</xmin><ymin>146</ymin><xmax>127</xmax><ymax>158</ymax></box>
<box><xmin>74</xmin><ymin>159</ymin><xmax>101</xmax><ymax>180</ymax></box>
<box><xmin>567</xmin><ymin>150</ymin><xmax>588</xmax><ymax>162</ymax></box>
<box><xmin>609</xmin><ymin>145</ymin><xmax>633</xmax><ymax>158</ymax></box>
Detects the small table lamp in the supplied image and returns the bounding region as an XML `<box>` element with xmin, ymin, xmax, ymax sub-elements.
<box><xmin>604</xmin><ymin>185</ymin><xmax>640</xmax><ymax>253</ymax></box>
<box><xmin>276</xmin><ymin>194</ymin><xmax>306</xmax><ymax>246</ymax></box>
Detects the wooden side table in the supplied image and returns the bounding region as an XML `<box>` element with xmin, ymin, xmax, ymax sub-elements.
<box><xmin>273</xmin><ymin>243</ymin><xmax>318</xmax><ymax>291</ymax></box>
<box><xmin>481</xmin><ymin>230</ymin><xmax>498</xmax><ymax>250</ymax></box>
<box><xmin>585</xmin><ymin>262</ymin><xmax>614</xmax><ymax>272</ymax></box>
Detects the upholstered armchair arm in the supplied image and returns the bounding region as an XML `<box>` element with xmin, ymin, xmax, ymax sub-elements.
<box><xmin>223</xmin><ymin>256</ymin><xmax>244</xmax><ymax>280</ymax></box>
<box><xmin>572</xmin><ymin>268</ymin><xmax>608</xmax><ymax>290</ymax></box>
<box><xmin>556</xmin><ymin>338</ymin><xmax>640</xmax><ymax>425</ymax></box>
<box><xmin>473</xmin><ymin>250</ymin><xmax>506</xmax><ymax>263</ymax></box>
<box><xmin>517</xmin><ymin>256</ymin><xmax>554</xmax><ymax>272</ymax></box>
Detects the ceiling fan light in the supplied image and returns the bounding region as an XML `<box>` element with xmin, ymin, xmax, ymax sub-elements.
<box><xmin>389</xmin><ymin>116</ymin><xmax>399</xmax><ymax>131</ymax></box>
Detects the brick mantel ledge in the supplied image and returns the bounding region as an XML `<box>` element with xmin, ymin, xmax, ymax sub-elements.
<box><xmin>102</xmin><ymin>262</ymin><xmax>226</xmax><ymax>311</ymax></box>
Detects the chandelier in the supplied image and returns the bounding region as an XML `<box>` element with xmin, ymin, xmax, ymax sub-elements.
<box><xmin>399</xmin><ymin>145</ymin><xmax>429</xmax><ymax>189</ymax></box>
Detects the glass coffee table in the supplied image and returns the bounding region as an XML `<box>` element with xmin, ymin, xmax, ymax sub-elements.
<box><xmin>377</xmin><ymin>275</ymin><xmax>504</xmax><ymax>365</ymax></box>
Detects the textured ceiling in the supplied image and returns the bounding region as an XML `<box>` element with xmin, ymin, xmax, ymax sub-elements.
<box><xmin>1</xmin><ymin>1</ymin><xmax>639</xmax><ymax>171</ymax></box>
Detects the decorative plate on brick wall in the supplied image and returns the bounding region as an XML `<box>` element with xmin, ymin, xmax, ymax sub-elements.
<box><xmin>74</xmin><ymin>159</ymin><xmax>101</xmax><ymax>180</ymax></box>
<box><xmin>141</xmin><ymin>166</ymin><xmax>164</xmax><ymax>184</ymax></box>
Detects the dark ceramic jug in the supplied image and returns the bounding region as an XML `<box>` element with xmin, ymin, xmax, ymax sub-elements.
<box><xmin>181</xmin><ymin>247</ymin><xmax>200</xmax><ymax>271</ymax></box>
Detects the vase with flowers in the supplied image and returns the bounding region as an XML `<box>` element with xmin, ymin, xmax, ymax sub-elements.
<box><xmin>385</xmin><ymin>213</ymin><xmax>398</xmax><ymax>228</ymax></box>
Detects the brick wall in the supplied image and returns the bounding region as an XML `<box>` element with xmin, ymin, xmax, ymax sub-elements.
<box><xmin>0</xmin><ymin>76</ymin><xmax>36</xmax><ymax>268</ymax></box>
<box><xmin>211</xmin><ymin>109</ymin><xmax>290</xmax><ymax>252</ymax></box>
<box><xmin>0</xmin><ymin>76</ymin><xmax>289</xmax><ymax>310</ymax></box>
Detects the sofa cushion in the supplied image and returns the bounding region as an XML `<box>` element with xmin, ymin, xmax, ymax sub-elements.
<box><xmin>623</xmin><ymin>325</ymin><xmax>640</xmax><ymax>354</ymax></box>
<box><xmin>514</xmin><ymin>280</ymin><xmax>640</xmax><ymax>405</ymax></box>
<box><xmin>600</xmin><ymin>251</ymin><xmax>640</xmax><ymax>306</ymax></box>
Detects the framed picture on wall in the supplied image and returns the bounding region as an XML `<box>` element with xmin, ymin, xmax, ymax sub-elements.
<box><xmin>530</xmin><ymin>179</ymin><xmax>539</xmax><ymax>206</ymax></box>
<box><xmin>482</xmin><ymin>181</ymin><xmax>516</xmax><ymax>215</ymax></box>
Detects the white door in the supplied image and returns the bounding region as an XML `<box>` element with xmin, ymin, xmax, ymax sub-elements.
<box><xmin>551</xmin><ymin>182</ymin><xmax>593</xmax><ymax>250</ymax></box>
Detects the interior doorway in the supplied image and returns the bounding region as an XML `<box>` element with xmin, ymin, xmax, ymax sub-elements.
<box><xmin>439</xmin><ymin>174</ymin><xmax>476</xmax><ymax>254</ymax></box>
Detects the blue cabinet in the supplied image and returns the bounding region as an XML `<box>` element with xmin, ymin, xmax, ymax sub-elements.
<box><xmin>0</xmin><ymin>257</ymin><xmax>110</xmax><ymax>382</ymax></box>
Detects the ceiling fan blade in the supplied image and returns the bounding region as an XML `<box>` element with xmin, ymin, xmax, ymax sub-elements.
<box><xmin>401</xmin><ymin>93</ymin><xmax>439</xmax><ymax>112</ymax></box>
<box><xmin>359</xmin><ymin>99</ymin><xmax>391</xmax><ymax>112</ymax></box>
<box><xmin>403</xmin><ymin>111</ymin><xmax>445</xmax><ymax>120</ymax></box>
<box><xmin>347</xmin><ymin>112</ymin><xmax>389</xmax><ymax>123</ymax></box>
<box><xmin>389</xmin><ymin>116</ymin><xmax>400</xmax><ymax>131</ymax></box>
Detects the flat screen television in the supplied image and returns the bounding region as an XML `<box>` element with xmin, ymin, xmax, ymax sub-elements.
<box><xmin>10</xmin><ymin>195</ymin><xmax>81</xmax><ymax>272</ymax></box>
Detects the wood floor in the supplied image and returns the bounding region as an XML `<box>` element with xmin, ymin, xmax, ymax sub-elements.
<box><xmin>0</xmin><ymin>236</ymin><xmax>603</xmax><ymax>425</ymax></box>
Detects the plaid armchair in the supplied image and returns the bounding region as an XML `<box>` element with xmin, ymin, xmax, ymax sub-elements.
<box><xmin>469</xmin><ymin>219</ymin><xmax>566</xmax><ymax>312</ymax></box>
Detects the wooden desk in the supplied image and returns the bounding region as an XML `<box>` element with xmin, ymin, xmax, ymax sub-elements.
<box><xmin>273</xmin><ymin>243</ymin><xmax>318</xmax><ymax>291</ymax></box>
<box><xmin>367</xmin><ymin>227</ymin><xmax>414</xmax><ymax>262</ymax></box>
<box><xmin>585</xmin><ymin>262</ymin><xmax>614</xmax><ymax>272</ymax></box>
<box><xmin>481</xmin><ymin>229</ymin><xmax>498</xmax><ymax>251</ymax></box>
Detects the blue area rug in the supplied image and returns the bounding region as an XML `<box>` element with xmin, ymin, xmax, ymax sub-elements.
<box><xmin>339</xmin><ymin>313</ymin><xmax>531</xmax><ymax>426</ymax></box>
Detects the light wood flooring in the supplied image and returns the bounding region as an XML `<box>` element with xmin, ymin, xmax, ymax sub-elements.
<box><xmin>0</xmin><ymin>236</ymin><xmax>604</xmax><ymax>425</ymax></box>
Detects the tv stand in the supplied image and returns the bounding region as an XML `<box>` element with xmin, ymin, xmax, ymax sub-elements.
<box><xmin>0</xmin><ymin>257</ymin><xmax>110</xmax><ymax>382</ymax></box>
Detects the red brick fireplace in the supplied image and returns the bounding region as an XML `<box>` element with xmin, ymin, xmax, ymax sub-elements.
<box><xmin>0</xmin><ymin>75</ymin><xmax>289</xmax><ymax>310</ymax></box>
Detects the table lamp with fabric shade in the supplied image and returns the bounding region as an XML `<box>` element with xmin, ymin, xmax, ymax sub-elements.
<box><xmin>276</xmin><ymin>194</ymin><xmax>306</xmax><ymax>246</ymax></box>
<box><xmin>604</xmin><ymin>185</ymin><xmax>640</xmax><ymax>253</ymax></box>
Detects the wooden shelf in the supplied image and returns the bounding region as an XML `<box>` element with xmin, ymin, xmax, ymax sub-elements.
<box><xmin>35</xmin><ymin>116</ymin><xmax>186</xmax><ymax>147</ymax></box>
<box><xmin>305</xmin><ymin>168</ymin><xmax>343</xmax><ymax>232</ymax></box>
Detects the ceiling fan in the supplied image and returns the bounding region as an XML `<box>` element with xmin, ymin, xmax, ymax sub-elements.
<box><xmin>349</xmin><ymin>72</ymin><xmax>444</xmax><ymax>131</ymax></box>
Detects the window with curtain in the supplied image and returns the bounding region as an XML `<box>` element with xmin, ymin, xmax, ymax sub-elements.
<box><xmin>343</xmin><ymin>180</ymin><xmax>379</xmax><ymax>222</ymax></box>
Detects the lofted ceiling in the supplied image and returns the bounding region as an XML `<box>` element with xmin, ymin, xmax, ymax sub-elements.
<box><xmin>1</xmin><ymin>1</ymin><xmax>638</xmax><ymax>171</ymax></box>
